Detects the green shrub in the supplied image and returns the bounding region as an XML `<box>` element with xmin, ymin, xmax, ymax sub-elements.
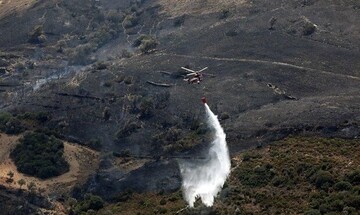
<box><xmin>116</xmin><ymin>121</ymin><xmax>140</xmax><ymax>139</ymax></box>
<box><xmin>0</xmin><ymin>112</ymin><xmax>12</xmax><ymax>126</ymax></box>
<box><xmin>346</xmin><ymin>170</ymin><xmax>360</xmax><ymax>185</ymax></box>
<box><xmin>159</xmin><ymin>198</ymin><xmax>166</xmax><ymax>205</ymax></box>
<box><xmin>124</xmin><ymin>76</ymin><xmax>133</xmax><ymax>85</ymax></box>
<box><xmin>140</xmin><ymin>39</ymin><xmax>158</xmax><ymax>53</ymax></box>
<box><xmin>237</xmin><ymin>164</ymin><xmax>275</xmax><ymax>187</ymax></box>
<box><xmin>4</xmin><ymin>118</ymin><xmax>25</xmax><ymax>134</ymax></box>
<box><xmin>10</xmin><ymin>132</ymin><xmax>69</xmax><ymax>179</ymax></box>
<box><xmin>219</xmin><ymin>9</ymin><xmax>230</xmax><ymax>19</ymax></box>
<box><xmin>334</xmin><ymin>181</ymin><xmax>353</xmax><ymax>191</ymax></box>
<box><xmin>132</xmin><ymin>34</ymin><xmax>158</xmax><ymax>53</ymax></box>
<box><xmin>28</xmin><ymin>25</ymin><xmax>46</xmax><ymax>44</ymax></box>
<box><xmin>304</xmin><ymin>209</ymin><xmax>321</xmax><ymax>215</ymax></box>
<box><xmin>311</xmin><ymin>170</ymin><xmax>334</xmax><ymax>189</ymax></box>
<box><xmin>121</xmin><ymin>49</ymin><xmax>132</xmax><ymax>58</ymax></box>
<box><xmin>74</xmin><ymin>194</ymin><xmax>105</xmax><ymax>214</ymax></box>
<box><xmin>303</xmin><ymin>21</ymin><xmax>316</xmax><ymax>35</ymax></box>
<box><xmin>271</xmin><ymin>176</ymin><xmax>288</xmax><ymax>187</ymax></box>
<box><xmin>69</xmin><ymin>44</ymin><xmax>94</xmax><ymax>65</ymax></box>
<box><xmin>220</xmin><ymin>112</ymin><xmax>230</xmax><ymax>120</ymax></box>
<box><xmin>87</xmin><ymin>139</ymin><xmax>102</xmax><ymax>150</ymax></box>
<box><xmin>0</xmin><ymin>111</ymin><xmax>12</xmax><ymax>129</ymax></box>
<box><xmin>158</xmin><ymin>207</ymin><xmax>167</xmax><ymax>214</ymax></box>
<box><xmin>36</xmin><ymin>112</ymin><xmax>49</xmax><ymax>123</ymax></box>
<box><xmin>344</xmin><ymin>195</ymin><xmax>360</xmax><ymax>209</ymax></box>
<box><xmin>139</xmin><ymin>99</ymin><xmax>154</xmax><ymax>119</ymax></box>
<box><xmin>132</xmin><ymin>34</ymin><xmax>151</xmax><ymax>47</ymax></box>
<box><xmin>122</xmin><ymin>15</ymin><xmax>139</xmax><ymax>28</ymax></box>
<box><xmin>106</xmin><ymin>10</ymin><xmax>124</xmax><ymax>23</ymax></box>
<box><xmin>91</xmin><ymin>26</ymin><xmax>117</xmax><ymax>48</ymax></box>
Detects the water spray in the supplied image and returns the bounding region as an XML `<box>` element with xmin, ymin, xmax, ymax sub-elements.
<box><xmin>178</xmin><ymin>97</ymin><xmax>231</xmax><ymax>207</ymax></box>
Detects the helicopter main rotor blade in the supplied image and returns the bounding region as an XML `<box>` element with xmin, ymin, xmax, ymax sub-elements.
<box><xmin>185</xmin><ymin>72</ymin><xmax>197</xmax><ymax>76</ymax></box>
<box><xmin>197</xmin><ymin>67</ymin><xmax>208</xmax><ymax>73</ymax></box>
<box><xmin>181</xmin><ymin>67</ymin><xmax>197</xmax><ymax>73</ymax></box>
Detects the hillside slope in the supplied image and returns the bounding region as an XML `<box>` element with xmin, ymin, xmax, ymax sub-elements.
<box><xmin>0</xmin><ymin>0</ymin><xmax>359</xmax><ymax>213</ymax></box>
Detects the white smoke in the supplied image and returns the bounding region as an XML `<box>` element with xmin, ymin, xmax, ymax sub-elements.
<box><xmin>179</xmin><ymin>103</ymin><xmax>231</xmax><ymax>207</ymax></box>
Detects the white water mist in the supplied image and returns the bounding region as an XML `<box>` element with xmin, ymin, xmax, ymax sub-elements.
<box><xmin>179</xmin><ymin>103</ymin><xmax>231</xmax><ymax>207</ymax></box>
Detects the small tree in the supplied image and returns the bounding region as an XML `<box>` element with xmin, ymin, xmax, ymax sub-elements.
<box><xmin>7</xmin><ymin>171</ymin><xmax>14</xmax><ymax>179</ymax></box>
<box><xmin>6</xmin><ymin>171</ymin><xmax>14</xmax><ymax>184</ymax></box>
<box><xmin>27</xmin><ymin>181</ymin><xmax>37</xmax><ymax>193</ymax></box>
<box><xmin>74</xmin><ymin>194</ymin><xmax>105</xmax><ymax>214</ymax></box>
<box><xmin>18</xmin><ymin>179</ymin><xmax>26</xmax><ymax>189</ymax></box>
<box><xmin>140</xmin><ymin>39</ymin><xmax>158</xmax><ymax>53</ymax></box>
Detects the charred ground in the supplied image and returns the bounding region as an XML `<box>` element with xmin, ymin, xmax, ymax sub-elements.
<box><xmin>0</xmin><ymin>0</ymin><xmax>359</xmax><ymax>214</ymax></box>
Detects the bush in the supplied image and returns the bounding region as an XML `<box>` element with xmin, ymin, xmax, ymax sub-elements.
<box><xmin>10</xmin><ymin>132</ymin><xmax>69</xmax><ymax>179</ymax></box>
<box><xmin>132</xmin><ymin>34</ymin><xmax>152</xmax><ymax>47</ymax></box>
<box><xmin>106</xmin><ymin>10</ymin><xmax>124</xmax><ymax>23</ymax></box>
<box><xmin>304</xmin><ymin>209</ymin><xmax>321</xmax><ymax>215</ymax></box>
<box><xmin>303</xmin><ymin>21</ymin><xmax>316</xmax><ymax>35</ymax></box>
<box><xmin>334</xmin><ymin>181</ymin><xmax>353</xmax><ymax>191</ymax></box>
<box><xmin>91</xmin><ymin>26</ymin><xmax>117</xmax><ymax>48</ymax></box>
<box><xmin>220</xmin><ymin>112</ymin><xmax>230</xmax><ymax>120</ymax></box>
<box><xmin>116</xmin><ymin>121</ymin><xmax>140</xmax><ymax>139</ymax></box>
<box><xmin>159</xmin><ymin>198</ymin><xmax>166</xmax><ymax>205</ymax></box>
<box><xmin>4</xmin><ymin>118</ymin><xmax>25</xmax><ymax>134</ymax></box>
<box><xmin>121</xmin><ymin>49</ymin><xmax>132</xmax><ymax>58</ymax></box>
<box><xmin>35</xmin><ymin>112</ymin><xmax>49</xmax><ymax>123</ymax></box>
<box><xmin>69</xmin><ymin>44</ymin><xmax>94</xmax><ymax>65</ymax></box>
<box><xmin>237</xmin><ymin>164</ymin><xmax>275</xmax><ymax>187</ymax></box>
<box><xmin>310</xmin><ymin>170</ymin><xmax>334</xmax><ymax>189</ymax></box>
<box><xmin>347</xmin><ymin>170</ymin><xmax>360</xmax><ymax>185</ymax></box>
<box><xmin>132</xmin><ymin>34</ymin><xmax>158</xmax><ymax>53</ymax></box>
<box><xmin>139</xmin><ymin>99</ymin><xmax>154</xmax><ymax>118</ymax></box>
<box><xmin>122</xmin><ymin>15</ymin><xmax>139</xmax><ymax>28</ymax></box>
<box><xmin>87</xmin><ymin>139</ymin><xmax>102</xmax><ymax>150</ymax></box>
<box><xmin>124</xmin><ymin>76</ymin><xmax>133</xmax><ymax>85</ymax></box>
<box><xmin>344</xmin><ymin>195</ymin><xmax>360</xmax><ymax>209</ymax></box>
<box><xmin>0</xmin><ymin>111</ymin><xmax>12</xmax><ymax>123</ymax></box>
<box><xmin>219</xmin><ymin>9</ymin><xmax>230</xmax><ymax>19</ymax></box>
<box><xmin>140</xmin><ymin>39</ymin><xmax>158</xmax><ymax>53</ymax></box>
<box><xmin>28</xmin><ymin>25</ymin><xmax>46</xmax><ymax>44</ymax></box>
<box><xmin>74</xmin><ymin>194</ymin><xmax>105</xmax><ymax>214</ymax></box>
<box><xmin>0</xmin><ymin>111</ymin><xmax>12</xmax><ymax>130</ymax></box>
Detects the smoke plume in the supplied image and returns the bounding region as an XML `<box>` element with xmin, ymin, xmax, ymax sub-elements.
<box><xmin>179</xmin><ymin>103</ymin><xmax>231</xmax><ymax>207</ymax></box>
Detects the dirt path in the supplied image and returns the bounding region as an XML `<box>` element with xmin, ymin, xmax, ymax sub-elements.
<box><xmin>158</xmin><ymin>0</ymin><xmax>248</xmax><ymax>17</ymax></box>
<box><xmin>0</xmin><ymin>133</ymin><xmax>99</xmax><ymax>195</ymax></box>
<box><xmin>156</xmin><ymin>52</ymin><xmax>360</xmax><ymax>81</ymax></box>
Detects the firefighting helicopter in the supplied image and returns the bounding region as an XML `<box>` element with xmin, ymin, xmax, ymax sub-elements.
<box><xmin>181</xmin><ymin>66</ymin><xmax>208</xmax><ymax>84</ymax></box>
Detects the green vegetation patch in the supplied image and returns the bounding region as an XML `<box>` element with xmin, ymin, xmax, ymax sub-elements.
<box><xmin>97</xmin><ymin>191</ymin><xmax>186</xmax><ymax>215</ymax></box>
<box><xmin>0</xmin><ymin>111</ymin><xmax>25</xmax><ymax>134</ymax></box>
<box><xmin>10</xmin><ymin>132</ymin><xmax>69</xmax><ymax>179</ymax></box>
<box><xmin>0</xmin><ymin>111</ymin><xmax>50</xmax><ymax>134</ymax></box>
<box><xmin>132</xmin><ymin>34</ymin><xmax>159</xmax><ymax>53</ymax></box>
<box><xmin>219</xmin><ymin>137</ymin><xmax>360</xmax><ymax>214</ymax></box>
<box><xmin>74</xmin><ymin>194</ymin><xmax>105</xmax><ymax>215</ymax></box>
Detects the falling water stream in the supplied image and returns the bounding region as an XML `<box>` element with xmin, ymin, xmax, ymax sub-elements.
<box><xmin>179</xmin><ymin>103</ymin><xmax>231</xmax><ymax>207</ymax></box>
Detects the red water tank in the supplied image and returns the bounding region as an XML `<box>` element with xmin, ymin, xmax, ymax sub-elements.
<box><xmin>201</xmin><ymin>97</ymin><xmax>207</xmax><ymax>104</ymax></box>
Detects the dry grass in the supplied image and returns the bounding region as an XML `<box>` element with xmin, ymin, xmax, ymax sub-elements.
<box><xmin>0</xmin><ymin>0</ymin><xmax>38</xmax><ymax>19</ymax></box>
<box><xmin>0</xmin><ymin>133</ymin><xmax>99</xmax><ymax>195</ymax></box>
<box><xmin>158</xmin><ymin>0</ymin><xmax>248</xmax><ymax>17</ymax></box>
